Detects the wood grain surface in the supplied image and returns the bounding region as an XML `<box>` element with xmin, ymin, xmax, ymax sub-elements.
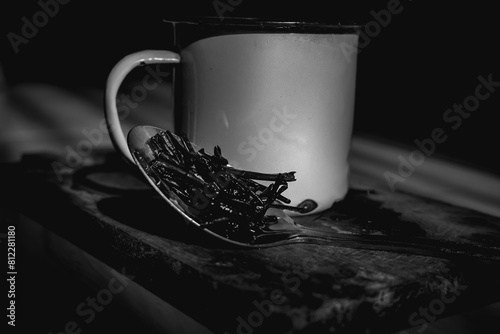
<box><xmin>3</xmin><ymin>152</ymin><xmax>500</xmax><ymax>334</ymax></box>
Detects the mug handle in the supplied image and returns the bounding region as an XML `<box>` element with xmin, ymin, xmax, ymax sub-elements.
<box><xmin>104</xmin><ymin>50</ymin><xmax>180</xmax><ymax>164</ymax></box>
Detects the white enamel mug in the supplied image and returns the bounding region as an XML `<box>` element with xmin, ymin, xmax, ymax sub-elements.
<box><xmin>105</xmin><ymin>18</ymin><xmax>360</xmax><ymax>214</ymax></box>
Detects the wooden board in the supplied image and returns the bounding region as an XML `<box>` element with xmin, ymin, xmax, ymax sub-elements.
<box><xmin>4</xmin><ymin>152</ymin><xmax>500</xmax><ymax>334</ymax></box>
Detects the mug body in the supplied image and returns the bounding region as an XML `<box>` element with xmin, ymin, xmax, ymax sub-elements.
<box><xmin>176</xmin><ymin>20</ymin><xmax>359</xmax><ymax>214</ymax></box>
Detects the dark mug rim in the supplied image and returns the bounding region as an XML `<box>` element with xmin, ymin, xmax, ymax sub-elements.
<box><xmin>164</xmin><ymin>17</ymin><xmax>362</xmax><ymax>48</ymax></box>
<box><xmin>164</xmin><ymin>16</ymin><xmax>362</xmax><ymax>32</ymax></box>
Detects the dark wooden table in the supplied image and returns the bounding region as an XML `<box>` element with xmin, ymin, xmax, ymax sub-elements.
<box><xmin>3</xmin><ymin>149</ymin><xmax>500</xmax><ymax>334</ymax></box>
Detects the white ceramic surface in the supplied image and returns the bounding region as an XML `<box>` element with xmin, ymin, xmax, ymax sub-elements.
<box><xmin>181</xmin><ymin>33</ymin><xmax>358</xmax><ymax>213</ymax></box>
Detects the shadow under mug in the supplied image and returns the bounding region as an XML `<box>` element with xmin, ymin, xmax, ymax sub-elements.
<box><xmin>104</xmin><ymin>18</ymin><xmax>360</xmax><ymax>215</ymax></box>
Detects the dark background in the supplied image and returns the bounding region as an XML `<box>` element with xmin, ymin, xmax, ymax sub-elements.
<box><xmin>1</xmin><ymin>0</ymin><xmax>499</xmax><ymax>174</ymax></box>
<box><xmin>1</xmin><ymin>2</ymin><xmax>499</xmax><ymax>333</ymax></box>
